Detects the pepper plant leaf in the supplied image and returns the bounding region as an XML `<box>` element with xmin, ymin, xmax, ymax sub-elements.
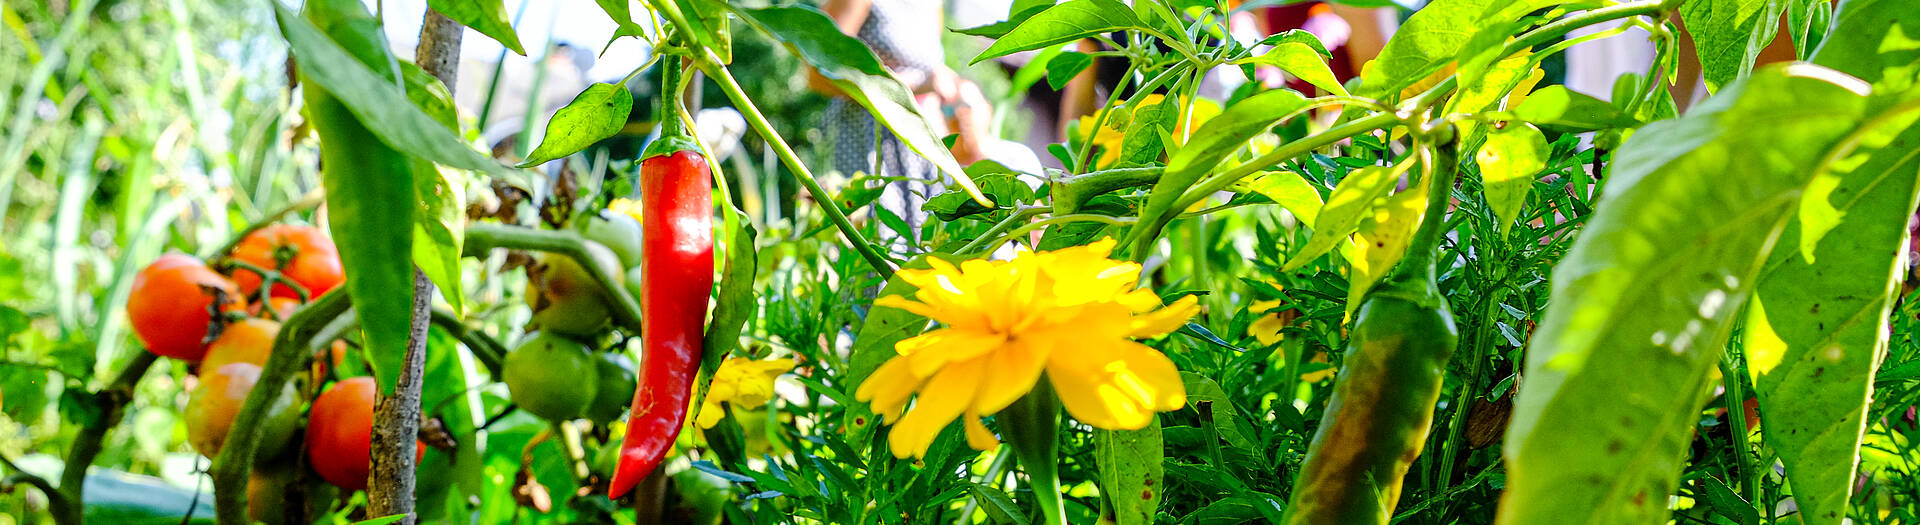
<box><xmin>970</xmin><ymin>0</ymin><xmax>1145</xmax><ymax>65</ymax></box>
<box><xmin>517</xmin><ymin>83</ymin><xmax>634</xmax><ymax>168</ymax></box>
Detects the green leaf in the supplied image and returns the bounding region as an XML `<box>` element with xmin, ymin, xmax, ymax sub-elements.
<box><xmin>1509</xmin><ymin>85</ymin><xmax>1641</xmax><ymax>132</ymax></box>
<box><xmin>1281</xmin><ymin>163</ymin><xmax>1405</xmax><ymax>272</ymax></box>
<box><xmin>351</xmin><ymin>515</ymin><xmax>408</xmax><ymax>525</ymax></box>
<box><xmin>517</xmin><ymin>83</ymin><xmax>634</xmax><ymax>167</ymax></box>
<box><xmin>736</xmin><ymin>6</ymin><xmax>991</xmax><ymax>207</ymax></box>
<box><xmin>965</xmin><ymin>482</ymin><xmax>1031</xmax><ymax>524</ymax></box>
<box><xmin>1255</xmin><ymin>29</ymin><xmax>1333</xmax><ymax>60</ymax></box>
<box><xmin>1045</xmin><ymin>51</ymin><xmax>1096</xmax><ymax>91</ymax></box>
<box><xmin>425</xmin><ymin>0</ymin><xmax>524</xmax><ymax>55</ymax></box>
<box><xmin>1142</xmin><ymin>89</ymin><xmax>1312</xmax><ymax>245</ymax></box>
<box><xmin>971</xmin><ymin>0</ymin><xmax>1145</xmax><ymax>65</ymax></box>
<box><xmin>1743</xmin><ymin>17</ymin><xmax>1920</xmax><ymax>521</ymax></box>
<box><xmin>692</xmin><ymin>216</ymin><xmax>759</xmax><ymax>427</ymax></box>
<box><xmin>272</xmin><ymin>2</ymin><xmax>526</xmax><ymax>186</ymax></box>
<box><xmin>297</xmin><ymin>0</ymin><xmax>425</xmax><ymax>396</ymax></box>
<box><xmin>1094</xmin><ymin>423</ymin><xmax>1164</xmax><ymax>525</ymax></box>
<box><xmin>402</xmin><ymin>63</ymin><xmax>466</xmax><ymax>317</ymax></box>
<box><xmin>1477</xmin><ymin>123</ymin><xmax>1548</xmax><ymax>235</ymax></box>
<box><xmin>1232</xmin><ymin>170</ymin><xmax>1324</xmax><ymax>230</ymax></box>
<box><xmin>1806</xmin><ymin>0</ymin><xmax>1920</xmax><ymax>95</ymax></box>
<box><xmin>924</xmin><ymin>169</ymin><xmax>1035</xmax><ymax>221</ymax></box>
<box><xmin>1357</xmin><ymin>0</ymin><xmax>1499</xmax><ymax>99</ymax></box>
<box><xmin>1497</xmin><ymin>65</ymin><xmax>1871</xmax><ymax>525</ymax></box>
<box><xmin>1680</xmin><ymin>0</ymin><xmax>1788</xmax><ymax>93</ymax></box>
<box><xmin>843</xmin><ymin>254</ymin><xmax>956</xmax><ymax>443</ymax></box>
<box><xmin>1117</xmin><ymin>97</ymin><xmax>1181</xmax><ymax>167</ymax></box>
<box><xmin>1697</xmin><ymin>476</ymin><xmax>1762</xmax><ymax>525</ymax></box>
<box><xmin>593</xmin><ymin>0</ymin><xmax>649</xmax><ymax>38</ymax></box>
<box><xmin>1179</xmin><ymin>372</ymin><xmax>1258</xmax><ymax>451</ymax></box>
<box><xmin>954</xmin><ymin>2</ymin><xmax>1053</xmax><ymax>39</ymax></box>
<box><xmin>1232</xmin><ymin>43</ymin><xmax>1348</xmax><ymax>96</ymax></box>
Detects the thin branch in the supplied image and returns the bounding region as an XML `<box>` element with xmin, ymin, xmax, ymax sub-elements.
<box><xmin>56</xmin><ymin>351</ymin><xmax>159</xmax><ymax>525</ymax></box>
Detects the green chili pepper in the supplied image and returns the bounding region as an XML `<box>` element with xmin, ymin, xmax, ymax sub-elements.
<box><xmin>1284</xmin><ymin>146</ymin><xmax>1459</xmax><ymax>524</ymax></box>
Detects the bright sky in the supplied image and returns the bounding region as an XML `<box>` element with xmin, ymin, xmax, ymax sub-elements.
<box><xmin>370</xmin><ymin>0</ymin><xmax>655</xmax><ymax>82</ymax></box>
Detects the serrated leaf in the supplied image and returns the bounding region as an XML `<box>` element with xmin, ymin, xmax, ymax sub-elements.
<box><xmin>1232</xmin><ymin>43</ymin><xmax>1348</xmax><ymax>96</ymax></box>
<box><xmin>272</xmin><ymin>2</ymin><xmax>525</xmax><ymax>186</ymax></box>
<box><xmin>517</xmin><ymin>83</ymin><xmax>633</xmax><ymax>167</ymax></box>
<box><xmin>426</xmin><ymin>0</ymin><xmax>524</xmax><ymax>55</ymax></box>
<box><xmin>1498</xmin><ymin>65</ymin><xmax>1871</xmax><ymax>525</ymax></box>
<box><xmin>1478</xmin><ymin>123</ymin><xmax>1548</xmax><ymax>235</ymax></box>
<box><xmin>737</xmin><ymin>6</ymin><xmax>989</xmax><ymax>206</ymax></box>
<box><xmin>971</xmin><ymin>0</ymin><xmax>1145</xmax><ymax>64</ymax></box>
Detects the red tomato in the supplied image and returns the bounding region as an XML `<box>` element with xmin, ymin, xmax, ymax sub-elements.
<box><xmin>128</xmin><ymin>254</ymin><xmax>244</xmax><ymax>361</ymax></box>
<box><xmin>305</xmin><ymin>377</ymin><xmax>422</xmax><ymax>491</ymax></box>
<box><xmin>230</xmin><ymin>224</ymin><xmax>344</xmax><ymax>299</ymax></box>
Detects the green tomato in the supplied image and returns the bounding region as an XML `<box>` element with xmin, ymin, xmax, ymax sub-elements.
<box><xmin>670</xmin><ymin>467</ymin><xmax>732</xmax><ymax>525</ymax></box>
<box><xmin>583</xmin><ymin>210</ymin><xmax>644</xmax><ymax>269</ymax></box>
<box><xmin>527</xmin><ymin>243</ymin><xmax>622</xmax><ymax>337</ymax></box>
<box><xmin>502</xmin><ymin>332</ymin><xmax>600</xmax><ymax>421</ymax></box>
<box><xmin>587</xmin><ymin>352</ymin><xmax>637</xmax><ymax>423</ymax></box>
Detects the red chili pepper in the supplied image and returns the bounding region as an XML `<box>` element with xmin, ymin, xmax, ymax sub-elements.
<box><xmin>608</xmin><ymin>60</ymin><xmax>714</xmax><ymax>500</ymax></box>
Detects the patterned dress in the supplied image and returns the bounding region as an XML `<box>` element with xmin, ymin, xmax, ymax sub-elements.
<box><xmin>826</xmin><ymin>0</ymin><xmax>946</xmax><ymax>251</ymax></box>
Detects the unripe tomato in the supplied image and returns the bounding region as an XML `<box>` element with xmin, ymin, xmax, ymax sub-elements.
<box><xmin>586</xmin><ymin>352</ymin><xmax>638</xmax><ymax>423</ymax></box>
<box><xmin>526</xmin><ymin>244</ymin><xmax>622</xmax><ymax>337</ymax></box>
<box><xmin>128</xmin><ymin>254</ymin><xmax>244</xmax><ymax>361</ymax></box>
<box><xmin>185</xmin><ymin>363</ymin><xmax>300</xmax><ymax>460</ymax></box>
<box><xmin>306</xmin><ymin>377</ymin><xmax>422</xmax><ymax>491</ymax></box>
<box><xmin>583</xmin><ymin>210</ymin><xmax>644</xmax><ymax>269</ymax></box>
<box><xmin>502</xmin><ymin>332</ymin><xmax>599</xmax><ymax>421</ymax></box>
<box><xmin>200</xmin><ymin>318</ymin><xmax>279</xmax><ymax>373</ymax></box>
<box><xmin>230</xmin><ymin>224</ymin><xmax>345</xmax><ymax>299</ymax></box>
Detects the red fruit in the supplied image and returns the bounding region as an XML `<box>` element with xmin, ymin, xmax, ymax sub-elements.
<box><xmin>305</xmin><ymin>377</ymin><xmax>422</xmax><ymax>491</ymax></box>
<box><xmin>230</xmin><ymin>224</ymin><xmax>345</xmax><ymax>299</ymax></box>
<box><xmin>128</xmin><ymin>254</ymin><xmax>245</xmax><ymax>361</ymax></box>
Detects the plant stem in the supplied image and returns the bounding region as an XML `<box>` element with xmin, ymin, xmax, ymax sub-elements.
<box><xmin>462</xmin><ymin>222</ymin><xmax>643</xmax><ymax>332</ymax></box>
<box><xmin>1051</xmin><ymin>166</ymin><xmax>1164</xmax><ymax>213</ymax></box>
<box><xmin>213</xmin><ymin>289</ymin><xmax>353</xmax><ymax>525</ymax></box>
<box><xmin>50</xmin><ymin>350</ymin><xmax>157</xmax><ymax>525</ymax></box>
<box><xmin>695</xmin><ymin>52</ymin><xmax>897</xmax><ymax>278</ymax></box>
<box><xmin>1003</xmin><ymin>384</ymin><xmax>1066</xmax><ymax>525</ymax></box>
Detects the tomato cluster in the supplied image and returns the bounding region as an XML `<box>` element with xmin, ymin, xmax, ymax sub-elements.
<box><xmin>506</xmin><ymin>211</ymin><xmax>641</xmax><ymax>428</ymax></box>
<box><xmin>126</xmin><ymin>223</ymin><xmax>403</xmax><ymax>500</ymax></box>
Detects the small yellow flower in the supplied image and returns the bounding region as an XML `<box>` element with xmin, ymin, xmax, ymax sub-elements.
<box><xmin>854</xmin><ymin>239</ymin><xmax>1199</xmax><ymax>458</ymax></box>
<box><xmin>607</xmin><ymin>198</ymin><xmax>645</xmax><ymax>224</ymax></box>
<box><xmin>696</xmin><ymin>356</ymin><xmax>796</xmax><ymax>429</ymax></box>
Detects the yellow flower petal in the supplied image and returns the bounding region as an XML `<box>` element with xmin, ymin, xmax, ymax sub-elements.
<box><xmin>1129</xmin><ymin>295</ymin><xmax>1200</xmax><ymax>339</ymax></box>
<box><xmin>964</xmin><ymin>413</ymin><xmax>999</xmax><ymax>451</ymax></box>
<box><xmin>1046</xmin><ymin>341</ymin><xmax>1186</xmax><ymax>430</ymax></box>
<box><xmin>970</xmin><ymin>337</ymin><xmax>1049</xmax><ymax>415</ymax></box>
<box><xmin>889</xmin><ymin>358</ymin><xmax>986</xmax><ymax>459</ymax></box>
<box><xmin>898</xmin><ymin>328</ymin><xmax>1007</xmax><ymax>379</ymax></box>
<box><xmin>696</xmin><ymin>400</ymin><xmax>726</xmax><ymax>429</ymax></box>
<box><xmin>855</xmin><ymin>357</ymin><xmax>921</xmax><ymax>422</ymax></box>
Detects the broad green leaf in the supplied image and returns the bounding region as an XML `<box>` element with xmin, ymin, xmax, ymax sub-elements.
<box><xmin>1745</xmin><ymin>9</ymin><xmax>1920</xmax><ymax>522</ymax></box>
<box><xmin>1449</xmin><ymin>48</ymin><xmax>1540</xmax><ymax>140</ymax></box>
<box><xmin>965</xmin><ymin>482</ymin><xmax>1031</xmax><ymax>524</ymax></box>
<box><xmin>1118</xmin><ymin>97</ymin><xmax>1181</xmax><ymax>167</ymax></box>
<box><xmin>971</xmin><ymin>0</ymin><xmax>1145</xmax><ymax>64</ymax></box>
<box><xmin>676</xmin><ymin>0</ymin><xmax>733</xmax><ymax>64</ymax></box>
<box><xmin>402</xmin><ymin>63</ymin><xmax>466</xmax><ymax>317</ymax></box>
<box><xmin>426</xmin><ymin>0</ymin><xmax>524</xmax><ymax>55</ymax></box>
<box><xmin>954</xmin><ymin>1</ymin><xmax>1054</xmax><ymax>39</ymax></box>
<box><xmin>1282</xmin><ymin>163</ymin><xmax>1407</xmax><ymax>272</ymax></box>
<box><xmin>272</xmin><ymin>2</ymin><xmax>526</xmax><ymax>186</ymax></box>
<box><xmin>1255</xmin><ymin>29</ymin><xmax>1333</xmax><ymax>60</ymax></box>
<box><xmin>737</xmin><ymin>6</ymin><xmax>990</xmax><ymax>206</ymax></box>
<box><xmin>692</xmin><ymin>216</ymin><xmax>759</xmax><ymax>426</ymax></box>
<box><xmin>1498</xmin><ymin>65</ymin><xmax>1870</xmax><ymax>525</ymax></box>
<box><xmin>1232</xmin><ymin>170</ymin><xmax>1324</xmax><ymax>230</ymax></box>
<box><xmin>297</xmin><ymin>0</ymin><xmax>425</xmax><ymax>396</ymax></box>
<box><xmin>1509</xmin><ymin>85</ymin><xmax>1640</xmax><ymax>132</ymax></box>
<box><xmin>1345</xmin><ymin>180</ymin><xmax>1428</xmax><ymax>317</ymax></box>
<box><xmin>1477</xmin><ymin>123</ymin><xmax>1548</xmax><ymax>234</ymax></box>
<box><xmin>1357</xmin><ymin>0</ymin><xmax>1499</xmax><ymax>99</ymax></box>
<box><xmin>1697</xmin><ymin>476</ymin><xmax>1762</xmax><ymax>525</ymax></box>
<box><xmin>516</xmin><ymin>83</ymin><xmax>634</xmax><ymax>167</ymax></box>
<box><xmin>1045</xmin><ymin>51</ymin><xmax>1095</xmax><ymax>91</ymax></box>
<box><xmin>1095</xmin><ymin>422</ymin><xmax>1164</xmax><ymax>525</ymax></box>
<box><xmin>1144</xmin><ymin>89</ymin><xmax>1312</xmax><ymax>245</ymax></box>
<box><xmin>1233</xmin><ymin>43</ymin><xmax>1348</xmax><ymax>96</ymax></box>
<box><xmin>925</xmin><ymin>169</ymin><xmax>1035</xmax><ymax>221</ymax></box>
<box><xmin>1680</xmin><ymin>0</ymin><xmax>1787</xmax><ymax>93</ymax></box>
<box><xmin>1807</xmin><ymin>0</ymin><xmax>1920</xmax><ymax>96</ymax></box>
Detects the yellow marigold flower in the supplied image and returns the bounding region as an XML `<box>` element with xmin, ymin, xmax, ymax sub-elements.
<box><xmin>696</xmin><ymin>357</ymin><xmax>796</xmax><ymax>429</ymax></box>
<box><xmin>854</xmin><ymin>239</ymin><xmax>1199</xmax><ymax>459</ymax></box>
